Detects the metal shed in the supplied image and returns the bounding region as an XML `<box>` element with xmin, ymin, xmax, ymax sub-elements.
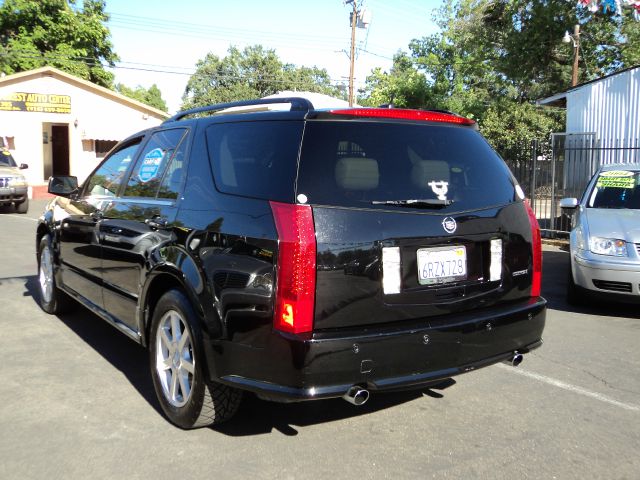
<box><xmin>538</xmin><ymin>65</ymin><xmax>640</xmax><ymax>164</ymax></box>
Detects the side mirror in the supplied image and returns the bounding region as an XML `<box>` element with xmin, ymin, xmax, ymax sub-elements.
<box><xmin>48</xmin><ymin>175</ymin><xmax>78</xmax><ymax>197</ymax></box>
<box><xmin>19</xmin><ymin>163</ymin><xmax>28</xmax><ymax>170</ymax></box>
<box><xmin>559</xmin><ymin>197</ymin><xmax>579</xmax><ymax>209</ymax></box>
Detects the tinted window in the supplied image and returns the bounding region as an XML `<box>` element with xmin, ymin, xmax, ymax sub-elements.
<box><xmin>85</xmin><ymin>140</ymin><xmax>141</xmax><ymax>197</ymax></box>
<box><xmin>587</xmin><ymin>170</ymin><xmax>640</xmax><ymax>209</ymax></box>
<box><xmin>205</xmin><ymin>121</ymin><xmax>303</xmax><ymax>202</ymax></box>
<box><xmin>158</xmin><ymin>133</ymin><xmax>188</xmax><ymax>200</ymax></box>
<box><xmin>297</xmin><ymin>121</ymin><xmax>517</xmax><ymax>212</ymax></box>
<box><xmin>123</xmin><ymin>129</ymin><xmax>187</xmax><ymax>199</ymax></box>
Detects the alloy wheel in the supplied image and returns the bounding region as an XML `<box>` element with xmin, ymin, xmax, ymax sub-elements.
<box><xmin>154</xmin><ymin>309</ymin><xmax>196</xmax><ymax>407</ymax></box>
<box><xmin>39</xmin><ymin>246</ymin><xmax>54</xmax><ymax>304</ymax></box>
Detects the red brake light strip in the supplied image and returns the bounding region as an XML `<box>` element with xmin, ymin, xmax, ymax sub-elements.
<box><xmin>330</xmin><ymin>108</ymin><xmax>476</xmax><ymax>126</ymax></box>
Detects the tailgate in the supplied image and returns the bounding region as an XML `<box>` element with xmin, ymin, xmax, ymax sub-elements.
<box><xmin>312</xmin><ymin>202</ymin><xmax>534</xmax><ymax>330</ymax></box>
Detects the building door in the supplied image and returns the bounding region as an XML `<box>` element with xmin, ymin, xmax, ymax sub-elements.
<box><xmin>51</xmin><ymin>125</ymin><xmax>69</xmax><ymax>176</ymax></box>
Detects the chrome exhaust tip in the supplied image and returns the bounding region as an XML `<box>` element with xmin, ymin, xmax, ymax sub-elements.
<box><xmin>503</xmin><ymin>352</ymin><xmax>524</xmax><ymax>367</ymax></box>
<box><xmin>343</xmin><ymin>386</ymin><xmax>370</xmax><ymax>406</ymax></box>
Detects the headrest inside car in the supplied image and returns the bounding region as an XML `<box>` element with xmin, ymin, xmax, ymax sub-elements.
<box><xmin>411</xmin><ymin>160</ymin><xmax>450</xmax><ymax>189</ymax></box>
<box><xmin>335</xmin><ymin>157</ymin><xmax>379</xmax><ymax>191</ymax></box>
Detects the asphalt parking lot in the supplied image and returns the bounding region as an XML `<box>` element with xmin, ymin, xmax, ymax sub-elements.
<box><xmin>1</xmin><ymin>200</ymin><xmax>639</xmax><ymax>479</ymax></box>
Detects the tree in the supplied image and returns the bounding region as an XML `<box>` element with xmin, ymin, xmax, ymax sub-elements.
<box><xmin>0</xmin><ymin>0</ymin><xmax>118</xmax><ymax>88</ymax></box>
<box><xmin>116</xmin><ymin>83</ymin><xmax>168</xmax><ymax>112</ymax></box>
<box><xmin>405</xmin><ymin>0</ymin><xmax>640</xmax><ymax>104</ymax></box>
<box><xmin>182</xmin><ymin>45</ymin><xmax>343</xmax><ymax>109</ymax></box>
<box><xmin>359</xmin><ymin>52</ymin><xmax>433</xmax><ymax>108</ymax></box>
<box><xmin>360</xmin><ymin>0</ymin><xmax>640</xmax><ymax>147</ymax></box>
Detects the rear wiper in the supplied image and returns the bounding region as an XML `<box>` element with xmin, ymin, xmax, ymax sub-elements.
<box><xmin>371</xmin><ymin>199</ymin><xmax>453</xmax><ymax>208</ymax></box>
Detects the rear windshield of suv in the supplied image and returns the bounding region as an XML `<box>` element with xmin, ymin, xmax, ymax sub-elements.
<box><xmin>296</xmin><ymin>121</ymin><xmax>517</xmax><ymax>212</ymax></box>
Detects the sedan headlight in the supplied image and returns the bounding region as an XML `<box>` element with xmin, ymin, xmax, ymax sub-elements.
<box><xmin>589</xmin><ymin>236</ymin><xmax>627</xmax><ymax>256</ymax></box>
<box><xmin>8</xmin><ymin>175</ymin><xmax>27</xmax><ymax>187</ymax></box>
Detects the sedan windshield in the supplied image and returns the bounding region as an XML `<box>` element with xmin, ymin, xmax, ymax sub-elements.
<box><xmin>587</xmin><ymin>170</ymin><xmax>640</xmax><ymax>209</ymax></box>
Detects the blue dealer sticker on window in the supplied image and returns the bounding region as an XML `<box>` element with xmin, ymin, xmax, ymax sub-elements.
<box><xmin>138</xmin><ymin>148</ymin><xmax>165</xmax><ymax>183</ymax></box>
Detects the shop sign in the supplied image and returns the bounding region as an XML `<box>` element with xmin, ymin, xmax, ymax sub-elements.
<box><xmin>0</xmin><ymin>92</ymin><xmax>71</xmax><ymax>114</ymax></box>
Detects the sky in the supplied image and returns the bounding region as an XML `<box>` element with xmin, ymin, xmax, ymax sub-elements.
<box><xmin>103</xmin><ymin>0</ymin><xmax>442</xmax><ymax>113</ymax></box>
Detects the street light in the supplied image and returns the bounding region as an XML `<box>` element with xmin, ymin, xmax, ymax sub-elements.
<box><xmin>563</xmin><ymin>24</ymin><xmax>581</xmax><ymax>87</ymax></box>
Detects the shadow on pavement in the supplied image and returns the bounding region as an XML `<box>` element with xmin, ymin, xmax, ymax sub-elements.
<box><xmin>214</xmin><ymin>379</ymin><xmax>456</xmax><ymax>437</ymax></box>
<box><xmin>22</xmin><ymin>274</ymin><xmax>161</xmax><ymax>416</ymax></box>
<box><xmin>22</xmin><ymin>274</ymin><xmax>457</xmax><ymax>434</ymax></box>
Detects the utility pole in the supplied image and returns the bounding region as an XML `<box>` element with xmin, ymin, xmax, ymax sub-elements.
<box><xmin>348</xmin><ymin>0</ymin><xmax>357</xmax><ymax>106</ymax></box>
<box><xmin>563</xmin><ymin>24</ymin><xmax>581</xmax><ymax>87</ymax></box>
<box><xmin>571</xmin><ymin>24</ymin><xmax>580</xmax><ymax>87</ymax></box>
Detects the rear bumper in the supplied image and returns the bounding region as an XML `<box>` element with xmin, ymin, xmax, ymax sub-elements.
<box><xmin>209</xmin><ymin>297</ymin><xmax>546</xmax><ymax>402</ymax></box>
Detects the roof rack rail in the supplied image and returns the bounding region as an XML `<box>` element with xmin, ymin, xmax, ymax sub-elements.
<box><xmin>164</xmin><ymin>97</ymin><xmax>316</xmax><ymax>123</ymax></box>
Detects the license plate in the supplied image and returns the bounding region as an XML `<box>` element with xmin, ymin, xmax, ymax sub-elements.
<box><xmin>417</xmin><ymin>246</ymin><xmax>467</xmax><ymax>285</ymax></box>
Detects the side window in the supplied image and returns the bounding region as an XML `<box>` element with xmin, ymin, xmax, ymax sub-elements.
<box><xmin>205</xmin><ymin>121</ymin><xmax>303</xmax><ymax>202</ymax></box>
<box><xmin>157</xmin><ymin>134</ymin><xmax>188</xmax><ymax>200</ymax></box>
<box><xmin>123</xmin><ymin>129</ymin><xmax>187</xmax><ymax>199</ymax></box>
<box><xmin>85</xmin><ymin>140</ymin><xmax>141</xmax><ymax>197</ymax></box>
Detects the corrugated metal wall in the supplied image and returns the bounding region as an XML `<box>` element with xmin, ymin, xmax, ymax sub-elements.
<box><xmin>566</xmin><ymin>67</ymin><xmax>640</xmax><ymax>164</ymax></box>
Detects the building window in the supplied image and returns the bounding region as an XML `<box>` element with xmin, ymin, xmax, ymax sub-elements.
<box><xmin>95</xmin><ymin>140</ymin><xmax>118</xmax><ymax>158</ymax></box>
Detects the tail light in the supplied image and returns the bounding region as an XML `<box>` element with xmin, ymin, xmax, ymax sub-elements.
<box><xmin>524</xmin><ymin>200</ymin><xmax>542</xmax><ymax>297</ymax></box>
<box><xmin>270</xmin><ymin>201</ymin><xmax>316</xmax><ymax>334</ymax></box>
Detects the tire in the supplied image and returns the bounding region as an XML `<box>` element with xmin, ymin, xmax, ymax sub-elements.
<box><xmin>37</xmin><ymin>235</ymin><xmax>74</xmax><ymax>314</ymax></box>
<box><xmin>15</xmin><ymin>198</ymin><xmax>28</xmax><ymax>214</ymax></box>
<box><xmin>149</xmin><ymin>289</ymin><xmax>242</xmax><ymax>428</ymax></box>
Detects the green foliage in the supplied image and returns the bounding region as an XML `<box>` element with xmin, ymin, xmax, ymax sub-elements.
<box><xmin>359</xmin><ymin>52</ymin><xmax>433</xmax><ymax>108</ymax></box>
<box><xmin>182</xmin><ymin>45</ymin><xmax>344</xmax><ymax>109</ymax></box>
<box><xmin>0</xmin><ymin>0</ymin><xmax>118</xmax><ymax>87</ymax></box>
<box><xmin>116</xmin><ymin>83</ymin><xmax>168</xmax><ymax>112</ymax></box>
<box><xmin>360</xmin><ymin>0</ymin><xmax>639</xmax><ymax>146</ymax></box>
<box><xmin>480</xmin><ymin>101</ymin><xmax>564</xmax><ymax>149</ymax></box>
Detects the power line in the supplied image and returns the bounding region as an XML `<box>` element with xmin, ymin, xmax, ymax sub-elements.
<box><xmin>108</xmin><ymin>12</ymin><xmax>346</xmax><ymax>45</ymax></box>
<box><xmin>104</xmin><ymin>10</ymin><xmax>406</xmax><ymax>68</ymax></box>
<box><xmin>106</xmin><ymin>13</ymin><xmax>348</xmax><ymax>54</ymax></box>
<box><xmin>0</xmin><ymin>50</ymin><xmax>356</xmax><ymax>86</ymax></box>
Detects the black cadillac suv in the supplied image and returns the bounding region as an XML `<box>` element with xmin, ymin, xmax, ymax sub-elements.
<box><xmin>36</xmin><ymin>98</ymin><xmax>545</xmax><ymax>428</ymax></box>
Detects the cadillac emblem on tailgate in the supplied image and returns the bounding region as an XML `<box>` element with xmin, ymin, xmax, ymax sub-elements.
<box><xmin>442</xmin><ymin>217</ymin><xmax>457</xmax><ymax>234</ymax></box>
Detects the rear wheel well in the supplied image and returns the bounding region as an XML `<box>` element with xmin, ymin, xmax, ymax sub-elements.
<box><xmin>143</xmin><ymin>273</ymin><xmax>184</xmax><ymax>346</ymax></box>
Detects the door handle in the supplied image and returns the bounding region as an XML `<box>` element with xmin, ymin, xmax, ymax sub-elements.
<box><xmin>145</xmin><ymin>216</ymin><xmax>168</xmax><ymax>229</ymax></box>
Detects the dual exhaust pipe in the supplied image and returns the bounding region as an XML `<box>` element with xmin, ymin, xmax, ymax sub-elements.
<box><xmin>503</xmin><ymin>352</ymin><xmax>524</xmax><ymax>367</ymax></box>
<box><xmin>343</xmin><ymin>352</ymin><xmax>524</xmax><ymax>406</ymax></box>
<box><xmin>343</xmin><ymin>385</ymin><xmax>370</xmax><ymax>406</ymax></box>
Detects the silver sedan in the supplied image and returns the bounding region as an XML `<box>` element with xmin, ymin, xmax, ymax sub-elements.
<box><xmin>560</xmin><ymin>163</ymin><xmax>640</xmax><ymax>304</ymax></box>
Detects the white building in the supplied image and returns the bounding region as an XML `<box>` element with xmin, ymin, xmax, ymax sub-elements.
<box><xmin>538</xmin><ymin>65</ymin><xmax>640</xmax><ymax>193</ymax></box>
<box><xmin>538</xmin><ymin>65</ymin><xmax>640</xmax><ymax>161</ymax></box>
<box><xmin>0</xmin><ymin>66</ymin><xmax>168</xmax><ymax>197</ymax></box>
